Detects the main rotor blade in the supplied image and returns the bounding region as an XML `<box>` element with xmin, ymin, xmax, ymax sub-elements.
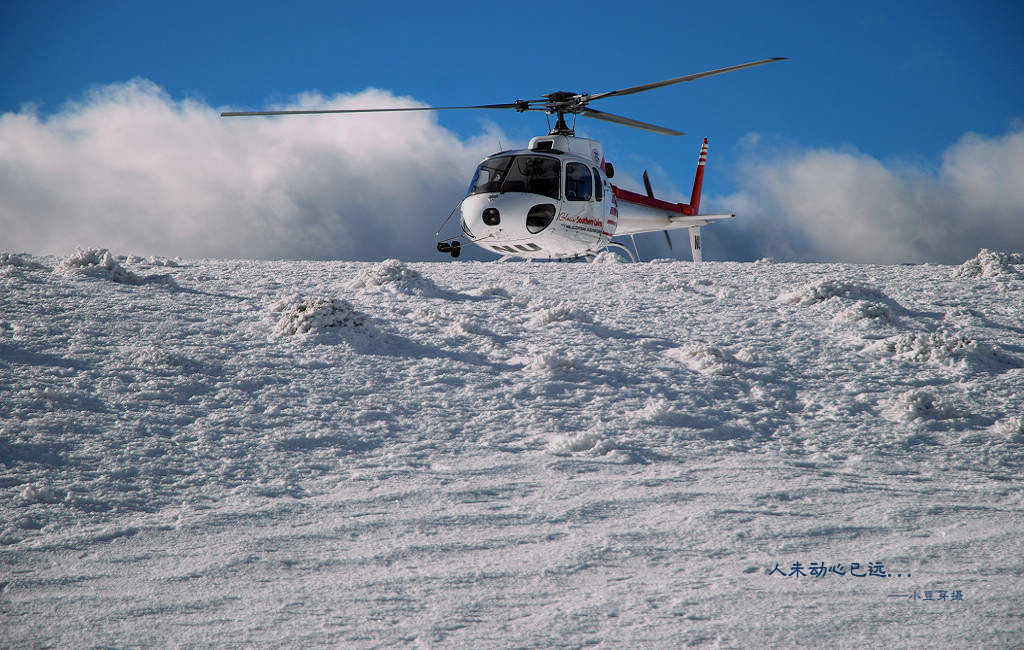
<box><xmin>580</xmin><ymin>108</ymin><xmax>685</xmax><ymax>136</ymax></box>
<box><xmin>220</xmin><ymin>102</ymin><xmax>527</xmax><ymax>117</ymax></box>
<box><xmin>588</xmin><ymin>57</ymin><xmax>787</xmax><ymax>102</ymax></box>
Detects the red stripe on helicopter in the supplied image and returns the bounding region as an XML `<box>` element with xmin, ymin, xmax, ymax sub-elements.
<box><xmin>612</xmin><ymin>186</ymin><xmax>691</xmax><ymax>215</ymax></box>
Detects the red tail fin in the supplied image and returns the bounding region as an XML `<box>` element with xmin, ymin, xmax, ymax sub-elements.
<box><xmin>685</xmin><ymin>138</ymin><xmax>708</xmax><ymax>215</ymax></box>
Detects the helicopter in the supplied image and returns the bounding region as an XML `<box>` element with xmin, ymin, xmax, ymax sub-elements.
<box><xmin>221</xmin><ymin>57</ymin><xmax>786</xmax><ymax>262</ymax></box>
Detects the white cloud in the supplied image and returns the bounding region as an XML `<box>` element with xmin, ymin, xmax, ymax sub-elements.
<box><xmin>0</xmin><ymin>80</ymin><xmax>506</xmax><ymax>260</ymax></box>
<box><xmin>710</xmin><ymin>128</ymin><xmax>1024</xmax><ymax>263</ymax></box>
<box><xmin>3</xmin><ymin>80</ymin><xmax>1021</xmax><ymax>264</ymax></box>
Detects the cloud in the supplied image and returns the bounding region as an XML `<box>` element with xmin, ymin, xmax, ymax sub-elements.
<box><xmin>3</xmin><ymin>79</ymin><xmax>1021</xmax><ymax>264</ymax></box>
<box><xmin>0</xmin><ymin>80</ymin><xmax>506</xmax><ymax>260</ymax></box>
<box><xmin>707</xmin><ymin>128</ymin><xmax>1024</xmax><ymax>263</ymax></box>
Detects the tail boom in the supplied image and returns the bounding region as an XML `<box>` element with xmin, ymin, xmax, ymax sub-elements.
<box><xmin>608</xmin><ymin>138</ymin><xmax>731</xmax><ymax>261</ymax></box>
<box><xmin>610</xmin><ymin>138</ymin><xmax>731</xmax><ymax>236</ymax></box>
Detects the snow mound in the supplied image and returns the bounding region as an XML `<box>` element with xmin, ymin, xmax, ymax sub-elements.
<box><xmin>465</xmin><ymin>286</ymin><xmax>510</xmax><ymax>299</ymax></box>
<box><xmin>125</xmin><ymin>255</ymin><xmax>181</xmax><ymax>267</ymax></box>
<box><xmin>18</xmin><ymin>484</ymin><xmax>62</xmax><ymax>505</ymax></box>
<box><xmin>590</xmin><ymin>251</ymin><xmax>625</xmax><ymax>264</ymax></box>
<box><xmin>55</xmin><ymin>248</ymin><xmax>141</xmax><ymax>284</ymax></box>
<box><xmin>527</xmin><ymin>301</ymin><xmax>593</xmax><ymax>327</ymax></box>
<box><xmin>667</xmin><ymin>343</ymin><xmax>740</xmax><ymax>375</ymax></box>
<box><xmin>272</xmin><ymin>296</ymin><xmax>376</xmax><ymax>337</ymax></box>
<box><xmin>516</xmin><ymin>351</ymin><xmax>580</xmax><ymax>372</ymax></box>
<box><xmin>446</xmin><ymin>316</ymin><xmax>489</xmax><ymax>337</ymax></box>
<box><xmin>778</xmin><ymin>279</ymin><xmax>889</xmax><ymax>306</ymax></box>
<box><xmin>883</xmin><ymin>389</ymin><xmax>953</xmax><ymax>423</ymax></box>
<box><xmin>346</xmin><ymin>259</ymin><xmax>442</xmax><ymax>295</ymax></box>
<box><xmin>951</xmin><ymin>249</ymin><xmax>1020</xmax><ymax>278</ymax></box>
<box><xmin>634</xmin><ymin>397</ymin><xmax>675</xmax><ymax>423</ymax></box>
<box><xmin>549</xmin><ymin>430</ymin><xmax>646</xmax><ymax>463</ymax></box>
<box><xmin>550</xmin><ymin>430</ymin><xmax>617</xmax><ymax>456</ymax></box>
<box><xmin>630</xmin><ymin>397</ymin><xmax>700</xmax><ymax>427</ymax></box>
<box><xmin>833</xmin><ymin>300</ymin><xmax>895</xmax><ymax>326</ymax></box>
<box><xmin>997</xmin><ymin>416</ymin><xmax>1024</xmax><ymax>443</ymax></box>
<box><xmin>870</xmin><ymin>327</ymin><xmax>1015</xmax><ymax>370</ymax></box>
<box><xmin>1</xmin><ymin>253</ymin><xmax>40</xmax><ymax>268</ymax></box>
<box><xmin>0</xmin><ymin>253</ymin><xmax>46</xmax><ymax>276</ymax></box>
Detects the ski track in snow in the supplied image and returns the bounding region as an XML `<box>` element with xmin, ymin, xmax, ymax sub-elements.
<box><xmin>1</xmin><ymin>249</ymin><xmax>1023</xmax><ymax>647</ymax></box>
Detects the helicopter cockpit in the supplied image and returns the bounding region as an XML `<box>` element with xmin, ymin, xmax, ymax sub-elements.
<box><xmin>467</xmin><ymin>155</ymin><xmax>560</xmax><ymax>200</ymax></box>
<box><xmin>457</xmin><ymin>142</ymin><xmax>610</xmax><ymax>259</ymax></box>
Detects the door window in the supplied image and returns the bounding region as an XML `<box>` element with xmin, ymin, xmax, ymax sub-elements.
<box><xmin>565</xmin><ymin>162</ymin><xmax>592</xmax><ymax>201</ymax></box>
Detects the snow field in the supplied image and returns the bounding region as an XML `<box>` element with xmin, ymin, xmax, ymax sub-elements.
<box><xmin>1</xmin><ymin>248</ymin><xmax>1023</xmax><ymax>646</ymax></box>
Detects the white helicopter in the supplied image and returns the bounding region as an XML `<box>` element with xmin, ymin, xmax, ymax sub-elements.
<box><xmin>222</xmin><ymin>57</ymin><xmax>785</xmax><ymax>262</ymax></box>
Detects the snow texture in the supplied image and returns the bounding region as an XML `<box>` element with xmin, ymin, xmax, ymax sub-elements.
<box><xmin>870</xmin><ymin>328</ymin><xmax>1017</xmax><ymax>372</ymax></box>
<box><xmin>951</xmin><ymin>248</ymin><xmax>1021</xmax><ymax>278</ymax></box>
<box><xmin>590</xmin><ymin>250</ymin><xmax>626</xmax><ymax>264</ymax></box>
<box><xmin>346</xmin><ymin>258</ymin><xmax>445</xmax><ymax>296</ymax></box>
<box><xmin>777</xmin><ymin>278</ymin><xmax>893</xmax><ymax>306</ymax></box>
<box><xmin>54</xmin><ymin>247</ymin><xmax>142</xmax><ymax>284</ymax></box>
<box><xmin>1</xmin><ymin>248</ymin><xmax>1023</xmax><ymax>647</ymax></box>
<box><xmin>51</xmin><ymin>247</ymin><xmax>181</xmax><ymax>288</ymax></box>
<box><xmin>272</xmin><ymin>295</ymin><xmax>376</xmax><ymax>338</ymax></box>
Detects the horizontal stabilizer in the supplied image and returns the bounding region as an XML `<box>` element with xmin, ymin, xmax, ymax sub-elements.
<box><xmin>670</xmin><ymin>213</ymin><xmax>735</xmax><ymax>224</ymax></box>
<box><xmin>616</xmin><ymin>213</ymin><xmax>734</xmax><ymax>236</ymax></box>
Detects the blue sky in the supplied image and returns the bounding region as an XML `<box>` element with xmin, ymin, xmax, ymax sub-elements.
<box><xmin>2</xmin><ymin>0</ymin><xmax>1022</xmax><ymax>261</ymax></box>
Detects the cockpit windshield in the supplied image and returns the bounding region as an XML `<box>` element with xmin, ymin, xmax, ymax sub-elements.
<box><xmin>467</xmin><ymin>155</ymin><xmax>560</xmax><ymax>200</ymax></box>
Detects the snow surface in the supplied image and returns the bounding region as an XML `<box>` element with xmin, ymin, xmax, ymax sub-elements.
<box><xmin>2</xmin><ymin>248</ymin><xmax>1023</xmax><ymax>647</ymax></box>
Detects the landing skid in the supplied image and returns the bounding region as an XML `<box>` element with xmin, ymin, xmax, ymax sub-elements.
<box><xmin>490</xmin><ymin>242</ymin><xmax>638</xmax><ymax>263</ymax></box>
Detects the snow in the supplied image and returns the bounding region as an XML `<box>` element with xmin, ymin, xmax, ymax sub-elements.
<box><xmin>2</xmin><ymin>250</ymin><xmax>1023</xmax><ymax>646</ymax></box>
<box><xmin>271</xmin><ymin>296</ymin><xmax>377</xmax><ymax>338</ymax></box>
<box><xmin>54</xmin><ymin>247</ymin><xmax>143</xmax><ymax>285</ymax></box>
<box><xmin>952</xmin><ymin>248</ymin><xmax>1022</xmax><ymax>278</ymax></box>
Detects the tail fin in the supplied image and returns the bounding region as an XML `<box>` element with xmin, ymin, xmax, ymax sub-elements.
<box><xmin>689</xmin><ymin>138</ymin><xmax>708</xmax><ymax>215</ymax></box>
<box><xmin>686</xmin><ymin>139</ymin><xmax>708</xmax><ymax>262</ymax></box>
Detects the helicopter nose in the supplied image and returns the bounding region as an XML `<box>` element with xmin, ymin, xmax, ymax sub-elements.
<box><xmin>461</xmin><ymin>196</ymin><xmax>505</xmax><ymax>236</ymax></box>
<box><xmin>461</xmin><ymin>193</ymin><xmax>552</xmax><ymax>242</ymax></box>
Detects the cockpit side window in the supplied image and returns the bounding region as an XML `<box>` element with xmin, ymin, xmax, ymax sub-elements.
<box><xmin>467</xmin><ymin>156</ymin><xmax>512</xmax><ymax>196</ymax></box>
<box><xmin>592</xmin><ymin>167</ymin><xmax>603</xmax><ymax>202</ymax></box>
<box><xmin>565</xmin><ymin>162</ymin><xmax>592</xmax><ymax>201</ymax></box>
